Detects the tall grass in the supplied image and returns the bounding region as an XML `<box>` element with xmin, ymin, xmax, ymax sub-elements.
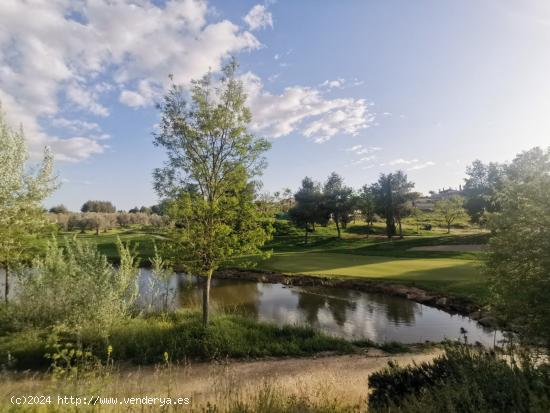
<box><xmin>1</xmin><ymin>310</ymin><xmax>361</xmax><ymax>370</ymax></box>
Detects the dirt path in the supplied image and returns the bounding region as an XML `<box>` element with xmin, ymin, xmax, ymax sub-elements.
<box><xmin>1</xmin><ymin>350</ymin><xmax>441</xmax><ymax>408</ymax></box>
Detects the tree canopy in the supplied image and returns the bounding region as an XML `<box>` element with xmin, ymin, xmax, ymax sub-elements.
<box><xmin>486</xmin><ymin>147</ymin><xmax>550</xmax><ymax>347</ymax></box>
<box><xmin>0</xmin><ymin>109</ymin><xmax>57</xmax><ymax>302</ymax></box>
<box><xmin>81</xmin><ymin>200</ymin><xmax>116</xmax><ymax>213</ymax></box>
<box><xmin>153</xmin><ymin>58</ymin><xmax>272</xmax><ymax>326</ymax></box>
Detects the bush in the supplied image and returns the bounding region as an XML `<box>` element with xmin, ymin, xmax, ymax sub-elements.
<box><xmin>9</xmin><ymin>237</ymin><xmax>139</xmax><ymax>334</ymax></box>
<box><xmin>369</xmin><ymin>343</ymin><xmax>550</xmax><ymax>412</ymax></box>
<box><xmin>420</xmin><ymin>223</ymin><xmax>432</xmax><ymax>231</ymax></box>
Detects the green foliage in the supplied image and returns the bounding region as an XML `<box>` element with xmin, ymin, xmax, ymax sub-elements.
<box><xmin>0</xmin><ymin>109</ymin><xmax>57</xmax><ymax>302</ymax></box>
<box><xmin>369</xmin><ymin>344</ymin><xmax>550</xmax><ymax>413</ymax></box>
<box><xmin>153</xmin><ymin>58</ymin><xmax>272</xmax><ymax>325</ymax></box>
<box><xmin>0</xmin><ymin>311</ymin><xmax>361</xmax><ymax>370</ymax></box>
<box><xmin>372</xmin><ymin>171</ymin><xmax>416</xmax><ymax>238</ymax></box>
<box><xmin>80</xmin><ymin>200</ymin><xmax>116</xmax><ymax>213</ymax></box>
<box><xmin>323</xmin><ymin>172</ymin><xmax>354</xmax><ymax>238</ymax></box>
<box><xmin>434</xmin><ymin>196</ymin><xmax>469</xmax><ymax>233</ymax></box>
<box><xmin>288</xmin><ymin>177</ymin><xmax>329</xmax><ymax>243</ymax></box>
<box><xmin>148</xmin><ymin>242</ymin><xmax>176</xmax><ymax>312</ymax></box>
<box><xmin>486</xmin><ymin>147</ymin><xmax>550</xmax><ymax>348</ymax></box>
<box><xmin>463</xmin><ymin>159</ymin><xmax>505</xmax><ymax>224</ymax></box>
<box><xmin>48</xmin><ymin>204</ymin><xmax>68</xmax><ymax>214</ymax></box>
<box><xmin>9</xmin><ymin>237</ymin><xmax>139</xmax><ymax>334</ymax></box>
<box><xmin>358</xmin><ymin>184</ymin><xmax>376</xmax><ymax>236</ymax></box>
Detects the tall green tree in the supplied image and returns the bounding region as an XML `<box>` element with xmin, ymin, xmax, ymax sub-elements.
<box><xmin>434</xmin><ymin>196</ymin><xmax>468</xmax><ymax>233</ymax></box>
<box><xmin>0</xmin><ymin>109</ymin><xmax>57</xmax><ymax>303</ymax></box>
<box><xmin>323</xmin><ymin>172</ymin><xmax>354</xmax><ymax>239</ymax></box>
<box><xmin>358</xmin><ymin>184</ymin><xmax>376</xmax><ymax>237</ymax></box>
<box><xmin>289</xmin><ymin>177</ymin><xmax>327</xmax><ymax>243</ymax></box>
<box><xmin>372</xmin><ymin>171</ymin><xmax>415</xmax><ymax>239</ymax></box>
<box><xmin>486</xmin><ymin>147</ymin><xmax>550</xmax><ymax>348</ymax></box>
<box><xmin>153</xmin><ymin>59</ymin><xmax>272</xmax><ymax>327</ymax></box>
<box><xmin>463</xmin><ymin>160</ymin><xmax>504</xmax><ymax>223</ymax></box>
<box><xmin>392</xmin><ymin>171</ymin><xmax>417</xmax><ymax>238</ymax></box>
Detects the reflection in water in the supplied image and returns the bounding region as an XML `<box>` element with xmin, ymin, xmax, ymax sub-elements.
<box><xmin>139</xmin><ymin>269</ymin><xmax>502</xmax><ymax>346</ymax></box>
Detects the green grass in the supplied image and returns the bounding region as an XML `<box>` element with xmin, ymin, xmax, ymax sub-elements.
<box><xmin>0</xmin><ymin>311</ymin><xmax>374</xmax><ymax>370</ymax></box>
<box><xmin>252</xmin><ymin>252</ymin><xmax>488</xmax><ymax>302</ymax></box>
<box><xmin>47</xmin><ymin>221</ymin><xmax>490</xmax><ymax>303</ymax></box>
<box><xmin>54</xmin><ymin>227</ymin><xmax>162</xmax><ymax>263</ymax></box>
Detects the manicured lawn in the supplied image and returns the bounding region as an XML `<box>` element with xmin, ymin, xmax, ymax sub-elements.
<box><xmin>49</xmin><ymin>222</ymin><xmax>490</xmax><ymax>303</ymax></box>
<box><xmin>55</xmin><ymin>228</ymin><xmax>163</xmax><ymax>263</ymax></box>
<box><xmin>255</xmin><ymin>252</ymin><xmax>489</xmax><ymax>303</ymax></box>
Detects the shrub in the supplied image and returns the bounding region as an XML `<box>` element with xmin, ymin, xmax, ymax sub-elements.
<box><xmin>369</xmin><ymin>343</ymin><xmax>550</xmax><ymax>412</ymax></box>
<box><xmin>11</xmin><ymin>237</ymin><xmax>139</xmax><ymax>335</ymax></box>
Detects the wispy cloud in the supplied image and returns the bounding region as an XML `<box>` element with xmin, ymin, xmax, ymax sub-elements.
<box><xmin>320</xmin><ymin>78</ymin><xmax>345</xmax><ymax>90</ymax></box>
<box><xmin>345</xmin><ymin>144</ymin><xmax>382</xmax><ymax>155</ymax></box>
<box><xmin>351</xmin><ymin>155</ymin><xmax>376</xmax><ymax>165</ymax></box>
<box><xmin>389</xmin><ymin>158</ymin><xmax>419</xmax><ymax>166</ymax></box>
<box><xmin>409</xmin><ymin>161</ymin><xmax>436</xmax><ymax>171</ymax></box>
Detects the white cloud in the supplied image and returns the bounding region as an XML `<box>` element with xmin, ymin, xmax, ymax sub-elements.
<box><xmin>351</xmin><ymin>155</ymin><xmax>376</xmax><ymax>165</ymax></box>
<box><xmin>382</xmin><ymin>158</ymin><xmax>436</xmax><ymax>171</ymax></box>
<box><xmin>409</xmin><ymin>161</ymin><xmax>436</xmax><ymax>171</ymax></box>
<box><xmin>321</xmin><ymin>78</ymin><xmax>345</xmax><ymax>89</ymax></box>
<box><xmin>66</xmin><ymin>83</ymin><xmax>109</xmax><ymax>117</ymax></box>
<box><xmin>244</xmin><ymin>5</ymin><xmax>273</xmax><ymax>31</ymax></box>
<box><xmin>389</xmin><ymin>158</ymin><xmax>419</xmax><ymax>166</ymax></box>
<box><xmin>50</xmin><ymin>118</ymin><xmax>101</xmax><ymax>133</ymax></box>
<box><xmin>242</xmin><ymin>72</ymin><xmax>374</xmax><ymax>143</ymax></box>
<box><xmin>119</xmin><ymin>80</ymin><xmax>161</xmax><ymax>108</ymax></box>
<box><xmin>0</xmin><ymin>0</ymin><xmax>260</xmax><ymax>161</ymax></box>
<box><xmin>346</xmin><ymin>144</ymin><xmax>382</xmax><ymax>155</ymax></box>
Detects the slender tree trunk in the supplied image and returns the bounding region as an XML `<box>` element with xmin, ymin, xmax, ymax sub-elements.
<box><xmin>4</xmin><ymin>264</ymin><xmax>9</xmax><ymax>304</ymax></box>
<box><xmin>447</xmin><ymin>222</ymin><xmax>451</xmax><ymax>234</ymax></box>
<box><xmin>398</xmin><ymin>219</ymin><xmax>403</xmax><ymax>239</ymax></box>
<box><xmin>335</xmin><ymin>218</ymin><xmax>341</xmax><ymax>239</ymax></box>
<box><xmin>202</xmin><ymin>270</ymin><xmax>213</xmax><ymax>327</ymax></box>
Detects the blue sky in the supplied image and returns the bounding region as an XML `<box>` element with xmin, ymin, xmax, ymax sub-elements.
<box><xmin>1</xmin><ymin>0</ymin><xmax>549</xmax><ymax>211</ymax></box>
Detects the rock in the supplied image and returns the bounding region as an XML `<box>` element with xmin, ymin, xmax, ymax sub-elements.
<box><xmin>435</xmin><ymin>297</ymin><xmax>448</xmax><ymax>306</ymax></box>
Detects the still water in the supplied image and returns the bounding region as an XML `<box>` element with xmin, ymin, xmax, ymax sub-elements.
<box><xmin>139</xmin><ymin>269</ymin><xmax>502</xmax><ymax>346</ymax></box>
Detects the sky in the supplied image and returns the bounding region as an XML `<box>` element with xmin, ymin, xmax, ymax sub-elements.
<box><xmin>1</xmin><ymin>0</ymin><xmax>550</xmax><ymax>211</ymax></box>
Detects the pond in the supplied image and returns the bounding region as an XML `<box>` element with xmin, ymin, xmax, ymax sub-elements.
<box><xmin>139</xmin><ymin>269</ymin><xmax>502</xmax><ymax>346</ymax></box>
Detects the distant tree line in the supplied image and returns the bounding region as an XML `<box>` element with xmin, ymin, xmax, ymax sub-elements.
<box><xmin>48</xmin><ymin>211</ymin><xmax>169</xmax><ymax>234</ymax></box>
<box><xmin>283</xmin><ymin>156</ymin><xmax>530</xmax><ymax>243</ymax></box>
<box><xmin>288</xmin><ymin>171</ymin><xmax>430</xmax><ymax>242</ymax></box>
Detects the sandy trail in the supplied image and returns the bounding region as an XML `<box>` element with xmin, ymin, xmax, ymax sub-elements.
<box><xmin>1</xmin><ymin>350</ymin><xmax>441</xmax><ymax>408</ymax></box>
